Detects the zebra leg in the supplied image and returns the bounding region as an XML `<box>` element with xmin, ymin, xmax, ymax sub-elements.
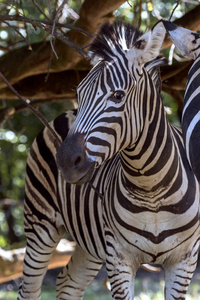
<box><xmin>105</xmin><ymin>230</ymin><xmax>137</xmax><ymax>300</ymax></box>
<box><xmin>17</xmin><ymin>216</ymin><xmax>65</xmax><ymax>300</ymax></box>
<box><xmin>164</xmin><ymin>243</ymin><xmax>199</xmax><ymax>300</ymax></box>
<box><xmin>106</xmin><ymin>259</ymin><xmax>135</xmax><ymax>300</ymax></box>
<box><xmin>106</xmin><ymin>250</ymin><xmax>136</xmax><ymax>300</ymax></box>
<box><xmin>56</xmin><ymin>245</ymin><xmax>103</xmax><ymax>300</ymax></box>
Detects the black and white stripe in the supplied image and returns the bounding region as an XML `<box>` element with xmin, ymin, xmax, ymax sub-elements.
<box><xmin>162</xmin><ymin>20</ymin><xmax>200</xmax><ymax>182</ymax></box>
<box><xmin>18</xmin><ymin>21</ymin><xmax>200</xmax><ymax>300</ymax></box>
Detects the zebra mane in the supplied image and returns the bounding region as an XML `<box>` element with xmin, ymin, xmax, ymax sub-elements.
<box><xmin>90</xmin><ymin>22</ymin><xmax>166</xmax><ymax>93</ymax></box>
<box><xmin>90</xmin><ymin>22</ymin><xmax>143</xmax><ymax>61</ymax></box>
<box><xmin>145</xmin><ymin>56</ymin><xmax>167</xmax><ymax>93</ymax></box>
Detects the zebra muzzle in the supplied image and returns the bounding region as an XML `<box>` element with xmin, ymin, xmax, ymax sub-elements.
<box><xmin>56</xmin><ymin>132</ymin><xmax>96</xmax><ymax>185</ymax></box>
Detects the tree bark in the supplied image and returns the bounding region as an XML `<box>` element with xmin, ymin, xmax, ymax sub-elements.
<box><xmin>0</xmin><ymin>70</ymin><xmax>88</xmax><ymax>100</ymax></box>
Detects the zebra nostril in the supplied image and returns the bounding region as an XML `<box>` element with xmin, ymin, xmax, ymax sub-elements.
<box><xmin>73</xmin><ymin>155</ymin><xmax>83</xmax><ymax>168</ymax></box>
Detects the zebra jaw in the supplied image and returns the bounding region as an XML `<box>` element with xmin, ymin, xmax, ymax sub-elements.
<box><xmin>56</xmin><ymin>132</ymin><xmax>96</xmax><ymax>185</ymax></box>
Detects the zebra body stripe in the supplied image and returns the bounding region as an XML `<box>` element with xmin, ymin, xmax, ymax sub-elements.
<box><xmin>18</xmin><ymin>22</ymin><xmax>200</xmax><ymax>300</ymax></box>
<box><xmin>162</xmin><ymin>20</ymin><xmax>200</xmax><ymax>183</ymax></box>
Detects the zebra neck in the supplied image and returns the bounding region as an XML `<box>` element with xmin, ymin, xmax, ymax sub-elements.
<box><xmin>119</xmin><ymin>116</ymin><xmax>180</xmax><ymax>194</ymax></box>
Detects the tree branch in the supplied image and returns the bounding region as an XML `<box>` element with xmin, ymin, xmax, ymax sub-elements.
<box><xmin>0</xmin><ymin>72</ymin><xmax>62</xmax><ymax>146</ymax></box>
<box><xmin>0</xmin><ymin>14</ymin><xmax>93</xmax><ymax>37</ymax></box>
<box><xmin>0</xmin><ymin>70</ymin><xmax>88</xmax><ymax>100</ymax></box>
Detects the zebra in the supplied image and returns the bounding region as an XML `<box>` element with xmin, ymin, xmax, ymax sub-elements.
<box><xmin>162</xmin><ymin>20</ymin><xmax>200</xmax><ymax>183</ymax></box>
<box><xmin>18</xmin><ymin>21</ymin><xmax>200</xmax><ymax>300</ymax></box>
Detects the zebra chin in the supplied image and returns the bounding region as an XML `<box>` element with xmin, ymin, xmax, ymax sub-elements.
<box><xmin>57</xmin><ymin>160</ymin><xmax>96</xmax><ymax>185</ymax></box>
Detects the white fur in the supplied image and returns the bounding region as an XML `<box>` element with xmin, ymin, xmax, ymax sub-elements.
<box><xmin>127</xmin><ymin>21</ymin><xmax>166</xmax><ymax>65</ymax></box>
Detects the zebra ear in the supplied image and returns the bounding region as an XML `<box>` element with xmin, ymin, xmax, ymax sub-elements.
<box><xmin>133</xmin><ymin>20</ymin><xmax>166</xmax><ymax>65</ymax></box>
<box><xmin>162</xmin><ymin>20</ymin><xmax>200</xmax><ymax>60</ymax></box>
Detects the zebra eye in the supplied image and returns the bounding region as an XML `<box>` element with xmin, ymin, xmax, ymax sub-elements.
<box><xmin>109</xmin><ymin>90</ymin><xmax>125</xmax><ymax>103</ymax></box>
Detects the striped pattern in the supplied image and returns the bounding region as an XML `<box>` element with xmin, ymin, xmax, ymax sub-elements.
<box><xmin>182</xmin><ymin>54</ymin><xmax>200</xmax><ymax>182</ymax></box>
<box><xmin>18</xmin><ymin>22</ymin><xmax>200</xmax><ymax>300</ymax></box>
<box><xmin>162</xmin><ymin>20</ymin><xmax>200</xmax><ymax>182</ymax></box>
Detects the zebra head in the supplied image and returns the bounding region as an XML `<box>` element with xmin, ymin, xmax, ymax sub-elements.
<box><xmin>162</xmin><ymin>19</ymin><xmax>200</xmax><ymax>59</ymax></box>
<box><xmin>56</xmin><ymin>21</ymin><xmax>166</xmax><ymax>184</ymax></box>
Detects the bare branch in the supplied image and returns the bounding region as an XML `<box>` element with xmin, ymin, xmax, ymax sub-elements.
<box><xmin>0</xmin><ymin>13</ymin><xmax>91</xmax><ymax>60</ymax></box>
<box><xmin>149</xmin><ymin>0</ymin><xmax>162</xmax><ymax>20</ymax></box>
<box><xmin>138</xmin><ymin>0</ymin><xmax>143</xmax><ymax>29</ymax></box>
<box><xmin>169</xmin><ymin>0</ymin><xmax>181</xmax><ymax>21</ymax></box>
<box><xmin>32</xmin><ymin>0</ymin><xmax>51</xmax><ymax>20</ymax></box>
<box><xmin>3</xmin><ymin>20</ymin><xmax>32</xmax><ymax>50</ymax></box>
<box><xmin>52</xmin><ymin>30</ymin><xmax>89</xmax><ymax>59</ymax></box>
<box><xmin>0</xmin><ymin>14</ymin><xmax>93</xmax><ymax>38</ymax></box>
<box><xmin>0</xmin><ymin>98</ymin><xmax>77</xmax><ymax>127</ymax></box>
<box><xmin>50</xmin><ymin>0</ymin><xmax>67</xmax><ymax>60</ymax></box>
<box><xmin>0</xmin><ymin>70</ymin><xmax>88</xmax><ymax>100</ymax></box>
<box><xmin>126</xmin><ymin>0</ymin><xmax>133</xmax><ymax>7</ymax></box>
<box><xmin>0</xmin><ymin>72</ymin><xmax>62</xmax><ymax>147</ymax></box>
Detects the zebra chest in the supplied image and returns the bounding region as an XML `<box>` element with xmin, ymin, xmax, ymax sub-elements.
<box><xmin>105</xmin><ymin>197</ymin><xmax>198</xmax><ymax>265</ymax></box>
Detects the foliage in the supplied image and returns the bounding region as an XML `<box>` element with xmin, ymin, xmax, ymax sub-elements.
<box><xmin>114</xmin><ymin>0</ymin><xmax>196</xmax><ymax>29</ymax></box>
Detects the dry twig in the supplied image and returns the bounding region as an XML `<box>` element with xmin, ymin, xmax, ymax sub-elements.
<box><xmin>3</xmin><ymin>20</ymin><xmax>32</xmax><ymax>50</ymax></box>
<box><xmin>148</xmin><ymin>0</ymin><xmax>161</xmax><ymax>19</ymax></box>
<box><xmin>126</xmin><ymin>0</ymin><xmax>133</xmax><ymax>7</ymax></box>
<box><xmin>169</xmin><ymin>0</ymin><xmax>181</xmax><ymax>21</ymax></box>
<box><xmin>0</xmin><ymin>72</ymin><xmax>62</xmax><ymax>147</ymax></box>
<box><xmin>50</xmin><ymin>0</ymin><xmax>67</xmax><ymax>60</ymax></box>
<box><xmin>32</xmin><ymin>0</ymin><xmax>51</xmax><ymax>20</ymax></box>
<box><xmin>0</xmin><ymin>14</ymin><xmax>93</xmax><ymax>37</ymax></box>
<box><xmin>0</xmin><ymin>13</ymin><xmax>93</xmax><ymax>58</ymax></box>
